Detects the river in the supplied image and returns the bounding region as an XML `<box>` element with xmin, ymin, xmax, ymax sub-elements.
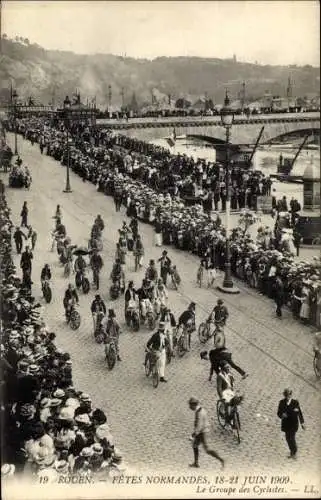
<box><xmin>149</xmin><ymin>136</ymin><xmax>320</xmax><ymax>207</ymax></box>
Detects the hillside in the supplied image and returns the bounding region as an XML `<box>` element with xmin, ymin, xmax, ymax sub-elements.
<box><xmin>0</xmin><ymin>37</ymin><xmax>319</xmax><ymax>108</ymax></box>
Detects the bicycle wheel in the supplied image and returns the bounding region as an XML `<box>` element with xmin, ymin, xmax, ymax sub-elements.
<box><xmin>82</xmin><ymin>277</ymin><xmax>90</xmax><ymax>294</ymax></box>
<box><xmin>106</xmin><ymin>344</ymin><xmax>116</xmax><ymax>370</ymax></box>
<box><xmin>110</xmin><ymin>285</ymin><xmax>119</xmax><ymax>300</ymax></box>
<box><xmin>144</xmin><ymin>353</ymin><xmax>151</xmax><ymax>376</ymax></box>
<box><xmin>70</xmin><ymin>310</ymin><xmax>81</xmax><ymax>330</ymax></box>
<box><xmin>43</xmin><ymin>284</ymin><xmax>52</xmax><ymax>304</ymax></box>
<box><xmin>125</xmin><ymin>310</ymin><xmax>131</xmax><ymax>327</ymax></box>
<box><xmin>152</xmin><ymin>364</ymin><xmax>159</xmax><ymax>388</ymax></box>
<box><xmin>75</xmin><ymin>271</ymin><xmax>82</xmax><ymax>288</ymax></box>
<box><xmin>233</xmin><ymin>409</ymin><xmax>241</xmax><ymax>444</ymax></box>
<box><xmin>313</xmin><ymin>353</ymin><xmax>321</xmax><ymax>379</ymax></box>
<box><xmin>198</xmin><ymin>323</ymin><xmax>209</xmax><ymax>343</ymax></box>
<box><xmin>64</xmin><ymin>262</ymin><xmax>71</xmax><ymax>277</ymax></box>
<box><xmin>166</xmin><ymin>345</ymin><xmax>172</xmax><ymax>364</ymax></box>
<box><xmin>147</xmin><ymin>313</ymin><xmax>156</xmax><ymax>330</ymax></box>
<box><xmin>312</xmin><ymin>237</ymin><xmax>321</xmax><ymax>245</ymax></box>
<box><xmin>177</xmin><ymin>335</ymin><xmax>186</xmax><ymax>357</ymax></box>
<box><xmin>216</xmin><ymin>400</ymin><xmax>226</xmax><ymax>428</ymax></box>
<box><xmin>132</xmin><ymin>312</ymin><xmax>140</xmax><ymax>332</ymax></box>
<box><xmin>94</xmin><ymin>331</ymin><xmax>104</xmax><ymax>344</ymax></box>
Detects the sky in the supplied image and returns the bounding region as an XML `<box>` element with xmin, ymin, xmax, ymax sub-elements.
<box><xmin>2</xmin><ymin>1</ymin><xmax>320</xmax><ymax>66</ymax></box>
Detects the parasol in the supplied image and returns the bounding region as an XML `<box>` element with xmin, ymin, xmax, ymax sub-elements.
<box><xmin>73</xmin><ymin>246</ymin><xmax>90</xmax><ymax>256</ymax></box>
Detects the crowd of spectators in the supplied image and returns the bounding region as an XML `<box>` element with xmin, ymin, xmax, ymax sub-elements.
<box><xmin>0</xmin><ymin>182</ymin><xmax>123</xmax><ymax>482</ymax></box>
<box><xmin>4</xmin><ymin>117</ymin><xmax>321</xmax><ymax>327</ymax></box>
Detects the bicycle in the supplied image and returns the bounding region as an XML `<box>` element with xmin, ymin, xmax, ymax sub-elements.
<box><xmin>134</xmin><ymin>252</ymin><xmax>140</xmax><ymax>272</ymax></box>
<box><xmin>176</xmin><ymin>323</ymin><xmax>192</xmax><ymax>357</ymax></box>
<box><xmin>313</xmin><ymin>349</ymin><xmax>321</xmax><ymax>379</ymax></box>
<box><xmin>64</xmin><ymin>259</ymin><xmax>72</xmax><ymax>278</ymax></box>
<box><xmin>105</xmin><ymin>337</ymin><xmax>117</xmax><ymax>370</ymax></box>
<box><xmin>93</xmin><ymin>311</ymin><xmax>105</xmax><ymax>343</ymax></box>
<box><xmin>216</xmin><ymin>393</ymin><xmax>243</xmax><ymax>444</ymax></box>
<box><xmin>75</xmin><ymin>268</ymin><xmax>90</xmax><ymax>294</ymax></box>
<box><xmin>198</xmin><ymin>320</ymin><xmax>225</xmax><ymax>345</ymax></box>
<box><xmin>169</xmin><ymin>265</ymin><xmax>181</xmax><ymax>290</ymax></box>
<box><xmin>66</xmin><ymin>303</ymin><xmax>81</xmax><ymax>330</ymax></box>
<box><xmin>110</xmin><ymin>276</ymin><xmax>120</xmax><ymax>300</ymax></box>
<box><xmin>92</xmin><ymin>268</ymin><xmax>100</xmax><ymax>290</ymax></box>
<box><xmin>125</xmin><ymin>304</ymin><xmax>140</xmax><ymax>332</ymax></box>
<box><xmin>312</xmin><ymin>236</ymin><xmax>321</xmax><ymax>246</ymax></box>
<box><xmin>144</xmin><ymin>349</ymin><xmax>159</xmax><ymax>388</ymax></box>
<box><xmin>41</xmin><ymin>279</ymin><xmax>52</xmax><ymax>304</ymax></box>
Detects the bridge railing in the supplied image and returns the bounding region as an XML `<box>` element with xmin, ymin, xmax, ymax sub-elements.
<box><xmin>96</xmin><ymin>112</ymin><xmax>320</xmax><ymax>129</ymax></box>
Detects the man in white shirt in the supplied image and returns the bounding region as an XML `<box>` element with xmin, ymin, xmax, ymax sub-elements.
<box><xmin>188</xmin><ymin>397</ymin><xmax>224</xmax><ymax>469</ymax></box>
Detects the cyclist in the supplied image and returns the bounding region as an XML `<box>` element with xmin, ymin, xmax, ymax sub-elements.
<box><xmin>158</xmin><ymin>250</ymin><xmax>171</xmax><ymax>286</ymax></box>
<box><xmin>145</xmin><ymin>259</ymin><xmax>158</xmax><ymax>284</ymax></box>
<box><xmin>160</xmin><ymin>306</ymin><xmax>176</xmax><ymax>356</ymax></box>
<box><xmin>136</xmin><ymin>279</ymin><xmax>153</xmax><ymax>321</ymax></box>
<box><xmin>133</xmin><ymin>234</ymin><xmax>144</xmax><ymax>268</ymax></box>
<box><xmin>216</xmin><ymin>362</ymin><xmax>235</xmax><ymax>424</ymax></box>
<box><xmin>51</xmin><ymin>220</ymin><xmax>66</xmax><ymax>251</ymax></box>
<box><xmin>129</xmin><ymin>217</ymin><xmax>139</xmax><ymax>241</ymax></box>
<box><xmin>110</xmin><ymin>257</ymin><xmax>123</xmax><ymax>288</ymax></box>
<box><xmin>124</xmin><ymin>280</ymin><xmax>137</xmax><ymax>315</ymax></box>
<box><xmin>196</xmin><ymin>260</ymin><xmax>205</xmax><ymax>286</ymax></box>
<box><xmin>54</xmin><ymin>204</ymin><xmax>62</xmax><ymax>221</ymax></box>
<box><xmin>200</xmin><ymin>337</ymin><xmax>248</xmax><ymax>382</ymax></box>
<box><xmin>154</xmin><ymin>280</ymin><xmax>168</xmax><ymax>316</ymax></box>
<box><xmin>74</xmin><ymin>254</ymin><xmax>87</xmax><ymax>273</ymax></box>
<box><xmin>94</xmin><ymin>214</ymin><xmax>105</xmax><ymax>233</ymax></box>
<box><xmin>178</xmin><ymin>302</ymin><xmax>196</xmax><ymax>350</ymax></box>
<box><xmin>103</xmin><ymin>309</ymin><xmax>121</xmax><ymax>361</ymax></box>
<box><xmin>90</xmin><ymin>249</ymin><xmax>104</xmax><ymax>290</ymax></box>
<box><xmin>60</xmin><ymin>237</ymin><xmax>73</xmax><ymax>265</ymax></box>
<box><xmin>91</xmin><ymin>294</ymin><xmax>107</xmax><ymax>332</ymax></box>
<box><xmin>208</xmin><ymin>299</ymin><xmax>229</xmax><ymax>326</ymax></box>
<box><xmin>40</xmin><ymin>263</ymin><xmax>51</xmax><ymax>289</ymax></box>
<box><xmin>63</xmin><ymin>284</ymin><xmax>79</xmax><ymax>320</ymax></box>
<box><xmin>54</xmin><ymin>220</ymin><xmax>66</xmax><ymax>238</ymax></box>
<box><xmin>146</xmin><ymin>321</ymin><xmax>168</xmax><ymax>382</ymax></box>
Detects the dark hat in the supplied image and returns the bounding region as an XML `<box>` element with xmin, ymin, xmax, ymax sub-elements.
<box><xmin>92</xmin><ymin>409</ymin><xmax>107</xmax><ymax>425</ymax></box>
<box><xmin>188</xmin><ymin>397</ymin><xmax>199</xmax><ymax>406</ymax></box>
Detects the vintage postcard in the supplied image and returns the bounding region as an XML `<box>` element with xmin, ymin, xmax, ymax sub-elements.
<box><xmin>0</xmin><ymin>1</ymin><xmax>320</xmax><ymax>499</ymax></box>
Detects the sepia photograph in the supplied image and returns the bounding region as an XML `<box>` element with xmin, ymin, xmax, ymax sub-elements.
<box><xmin>0</xmin><ymin>1</ymin><xmax>320</xmax><ymax>499</ymax></box>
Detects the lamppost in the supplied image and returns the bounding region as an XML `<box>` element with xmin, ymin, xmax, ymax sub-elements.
<box><xmin>12</xmin><ymin>89</ymin><xmax>18</xmax><ymax>155</ymax></box>
<box><xmin>217</xmin><ymin>90</ymin><xmax>239</xmax><ymax>294</ymax></box>
<box><xmin>63</xmin><ymin>96</ymin><xmax>72</xmax><ymax>193</ymax></box>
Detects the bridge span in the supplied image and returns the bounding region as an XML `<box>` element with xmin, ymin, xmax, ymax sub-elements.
<box><xmin>97</xmin><ymin>112</ymin><xmax>320</xmax><ymax>145</ymax></box>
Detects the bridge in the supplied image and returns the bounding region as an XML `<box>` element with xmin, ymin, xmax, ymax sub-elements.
<box><xmin>97</xmin><ymin>112</ymin><xmax>320</xmax><ymax>145</ymax></box>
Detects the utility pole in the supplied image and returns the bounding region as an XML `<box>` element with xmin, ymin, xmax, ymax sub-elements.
<box><xmin>108</xmin><ymin>85</ymin><xmax>112</xmax><ymax>110</ymax></box>
<box><xmin>120</xmin><ymin>87</ymin><xmax>125</xmax><ymax>108</ymax></box>
<box><xmin>0</xmin><ymin>0</ymin><xmax>2</xmax><ymax>54</ymax></box>
<box><xmin>286</xmin><ymin>76</ymin><xmax>293</xmax><ymax>111</ymax></box>
<box><xmin>240</xmin><ymin>81</ymin><xmax>246</xmax><ymax>112</ymax></box>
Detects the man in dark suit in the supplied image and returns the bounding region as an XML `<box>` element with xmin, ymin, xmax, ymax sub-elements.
<box><xmin>277</xmin><ymin>388</ymin><xmax>305</xmax><ymax>459</ymax></box>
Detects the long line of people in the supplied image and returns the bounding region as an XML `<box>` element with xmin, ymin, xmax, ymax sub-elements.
<box><xmin>0</xmin><ymin>185</ymin><xmax>123</xmax><ymax>481</ymax></box>
<box><xmin>5</xmin><ymin>117</ymin><xmax>321</xmax><ymax>327</ymax></box>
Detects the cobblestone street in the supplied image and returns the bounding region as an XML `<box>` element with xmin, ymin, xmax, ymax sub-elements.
<box><xmin>2</xmin><ymin>134</ymin><xmax>320</xmax><ymax>481</ymax></box>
